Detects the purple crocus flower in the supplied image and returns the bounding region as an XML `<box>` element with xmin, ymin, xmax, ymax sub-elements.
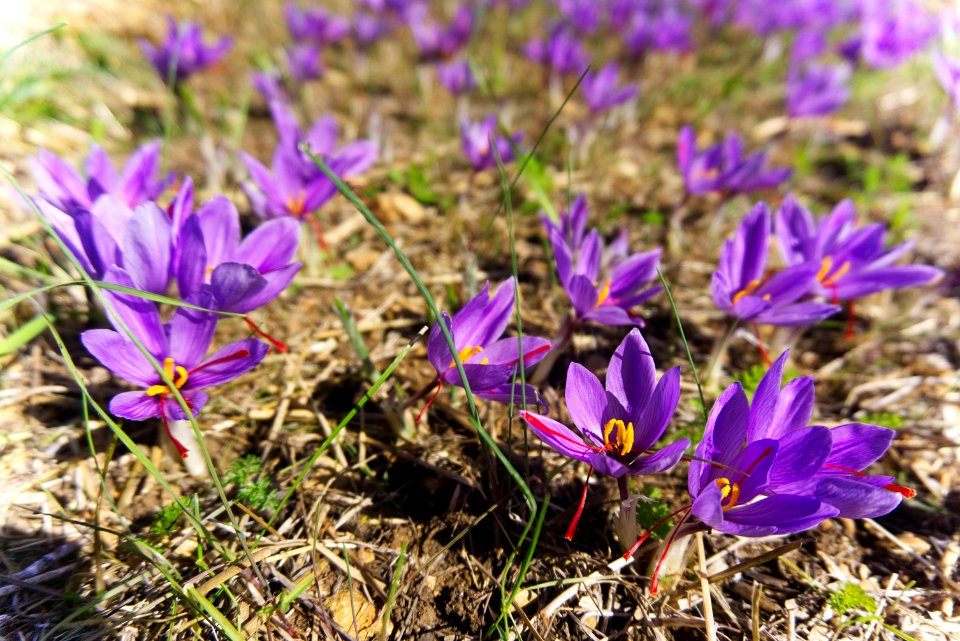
<box><xmin>790</xmin><ymin>29</ymin><xmax>827</xmax><ymax>64</ymax></box>
<box><xmin>522</xmin><ymin>27</ymin><xmax>589</xmax><ymax>76</ymax></box>
<box><xmin>435</xmin><ymin>57</ymin><xmax>477</xmax><ymax>95</ymax></box>
<box><xmin>542</xmin><ymin>193</ymin><xmax>588</xmax><ymax>256</ymax></box>
<box><xmin>81</xmin><ymin>280</ymin><xmax>268</xmax><ymax>457</ymax></box>
<box><xmin>859</xmin><ymin>0</ymin><xmax>937</xmax><ymax>69</ymax></box>
<box><xmin>407</xmin><ymin>4</ymin><xmax>473</xmax><ymax>61</ymax></box>
<box><xmin>251</xmin><ymin>70</ymin><xmax>289</xmax><ymax>104</ymax></box>
<box><xmin>241</xmin><ymin>102</ymin><xmax>378</xmax><ymax>227</ymax></box>
<box><xmin>140</xmin><ymin>16</ymin><xmax>232</xmax><ymax>86</ymax></box>
<box><xmin>676</xmin><ymin>125</ymin><xmax>793</xmax><ymax>196</ymax></box>
<box><xmin>176</xmin><ymin>196</ymin><xmax>302</xmax><ymax>314</ymax></box>
<box><xmin>352</xmin><ymin>12</ymin><xmax>392</xmax><ymax>49</ymax></box>
<box><xmin>521</xmin><ymin>329</ymin><xmax>688</xmax><ymax>539</ymax></box>
<box><xmin>286</xmin><ymin>43</ymin><xmax>324</xmax><ymax>82</ymax></box>
<box><xmin>712</xmin><ymin>202</ymin><xmax>840</xmax><ymax>326</ymax></box>
<box><xmin>623</xmin><ymin>6</ymin><xmax>694</xmax><ymax>56</ymax></box>
<box><xmin>786</xmin><ymin>62</ymin><xmax>852</xmax><ymax>117</ymax></box>
<box><xmin>933</xmin><ymin>51</ymin><xmax>960</xmax><ymax>110</ymax></box>
<box><xmin>581</xmin><ymin>63</ymin><xmax>638</xmax><ymax>114</ymax></box>
<box><xmin>422</xmin><ymin>278</ymin><xmax>551</xmax><ymax>414</ymax></box>
<box><xmin>774</xmin><ymin>196</ymin><xmax>942</xmax><ymax>302</ymax></box>
<box><xmin>284</xmin><ymin>3</ymin><xmax>350</xmax><ymax>45</ymax></box>
<box><xmin>558</xmin><ymin>0</ymin><xmax>601</xmax><ymax>34</ymax></box>
<box><xmin>548</xmin><ymin>196</ymin><xmax>661</xmax><ymax>327</ymax></box>
<box><xmin>460</xmin><ymin>115</ymin><xmax>521</xmax><ymax>172</ymax></box>
<box><xmin>30</xmin><ymin>141</ymin><xmax>173</xmax><ymax>213</ymax></box>
<box><xmin>740</xmin><ymin>351</ymin><xmax>914</xmax><ymax>519</ymax></box>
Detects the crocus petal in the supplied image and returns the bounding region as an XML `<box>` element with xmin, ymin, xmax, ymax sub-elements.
<box><xmin>101</xmin><ymin>266</ymin><xmax>167</xmax><ymax>358</ymax></box>
<box><xmin>566</xmin><ymin>274</ymin><xmax>600</xmax><ymax>318</ymax></box>
<box><xmin>187</xmin><ymin>338</ymin><xmax>269</xmax><ymax>388</ymax></box>
<box><xmin>87</xmin><ymin>145</ymin><xmax>120</xmax><ymax>205</ymax></box>
<box><xmin>565</xmin><ymin>362</ymin><xmax>606</xmax><ymax>445</ymax></box>
<box><xmin>748</xmin><ymin>350</ymin><xmax>789</xmax><ymax>442</ymax></box>
<box><xmin>110</xmin><ymin>391</ymin><xmax>161</xmax><ymax>420</ymax></box>
<box><xmin>453</xmin><ymin>278</ymin><xmax>515</xmax><ymax>350</ymax></box>
<box><xmin>754</xmin><ymin>301</ymin><xmax>840</xmax><ymax>326</ymax></box>
<box><xmin>521</xmin><ymin>410</ymin><xmax>596</xmax><ymax>464</ymax></box>
<box><xmin>238</xmin><ymin>262</ymin><xmax>301</xmax><ymax>312</ymax></box>
<box><xmin>330</xmin><ymin>140</ymin><xmax>378</xmax><ymax>177</ymax></box>
<box><xmin>118</xmin><ymin>140</ymin><xmax>165</xmax><ymax>206</ymax></box>
<box><xmin>209</xmin><ymin>263</ymin><xmax>268</xmax><ymax>313</ymax></box>
<box><xmin>627</xmin><ymin>438</ymin><xmax>689</xmax><ymax>475</ymax></box>
<box><xmin>123</xmin><ymin>203</ymin><xmax>172</xmax><ymax>295</ymax></box>
<box><xmin>582</xmin><ymin>305</ymin><xmax>643</xmax><ymax>326</ymax></box>
<box><xmin>236</xmin><ymin>218</ymin><xmax>301</xmax><ymax>273</ymax></box>
<box><xmin>605</xmin><ymin>328</ymin><xmax>656</xmax><ymax>413</ymax></box>
<box><xmin>475</xmin><ymin>384</ymin><xmax>547</xmax><ymax>410</ymax></box>
<box><xmin>756</xmin><ymin>261</ymin><xmax>820</xmax><ymax>305</ymax></box>
<box><xmin>725</xmin><ymin>494</ymin><xmax>837</xmax><ymax>534</ymax></box>
<box><xmin>689</xmin><ymin>383</ymin><xmax>749</xmax><ymax>495</ymax></box>
<box><xmin>833</xmin><ymin>265</ymin><xmax>942</xmax><ymax>300</ymax></box>
<box><xmin>576</xmin><ymin>229</ymin><xmax>602</xmax><ymax>281</ymax></box>
<box><xmin>766</xmin><ymin>426</ymin><xmax>832</xmax><ymax>487</ymax></box>
<box><xmin>815</xmin><ymin>477</ymin><xmax>903</xmax><ymax>519</ymax></box>
<box><xmin>472</xmin><ymin>336</ymin><xmax>552</xmax><ymax>368</ymax></box>
<box><xmin>441</xmin><ymin>363</ymin><xmax>514</xmax><ymax>389</ymax></box>
<box><xmin>196</xmin><ymin>196</ymin><xmax>241</xmax><ymax>267</ymax></box>
<box><xmin>176</xmin><ymin>216</ymin><xmax>207</xmax><ymax>299</ymax></box>
<box><xmin>166</xmin><ymin>293</ymin><xmax>218</xmax><ymax>371</ymax></box>
<box><xmin>427</xmin><ymin>313</ymin><xmax>455</xmax><ymax>373</ymax></box>
<box><xmin>162</xmin><ymin>389</ymin><xmax>209</xmax><ymax>420</ymax></box>
<box><xmin>634</xmin><ymin>366</ymin><xmax>682</xmax><ymax>451</ymax></box>
<box><xmin>769</xmin><ymin>376</ymin><xmax>816</xmax><ymax>438</ymax></box>
<box><xmin>823</xmin><ymin>423</ymin><xmax>896</xmax><ymax>471</ymax></box>
<box><xmin>81</xmin><ymin>329</ymin><xmax>157</xmax><ymax>387</ymax></box>
<box><xmin>74</xmin><ymin>211</ymin><xmax>118</xmax><ymax>278</ymax></box>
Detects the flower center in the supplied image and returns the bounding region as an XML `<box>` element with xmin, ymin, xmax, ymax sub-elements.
<box><xmin>286</xmin><ymin>190</ymin><xmax>307</xmax><ymax>217</ymax></box>
<box><xmin>450</xmin><ymin>345</ymin><xmax>487</xmax><ymax>367</ymax></box>
<box><xmin>714</xmin><ymin>477</ymin><xmax>741</xmax><ymax>511</ymax></box>
<box><xmin>602</xmin><ymin>418</ymin><xmax>634</xmax><ymax>456</ymax></box>
<box><xmin>816</xmin><ymin>255</ymin><xmax>851</xmax><ymax>287</ymax></box>
<box><xmin>595</xmin><ymin>278</ymin><xmax>612</xmax><ymax>308</ymax></box>
<box><xmin>145</xmin><ymin>358</ymin><xmax>189</xmax><ymax>397</ymax></box>
<box><xmin>732</xmin><ymin>278</ymin><xmax>761</xmax><ymax>304</ymax></box>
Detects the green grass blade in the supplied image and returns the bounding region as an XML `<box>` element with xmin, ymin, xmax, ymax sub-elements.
<box><xmin>0</xmin><ymin>312</ymin><xmax>53</xmax><ymax>356</ymax></box>
<box><xmin>657</xmin><ymin>267</ymin><xmax>707</xmax><ymax>423</ymax></box>
<box><xmin>0</xmin><ymin>22</ymin><xmax>66</xmax><ymax>67</ymax></box>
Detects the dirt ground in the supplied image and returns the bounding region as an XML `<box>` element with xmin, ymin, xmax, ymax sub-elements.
<box><xmin>0</xmin><ymin>1</ymin><xmax>958</xmax><ymax>640</ymax></box>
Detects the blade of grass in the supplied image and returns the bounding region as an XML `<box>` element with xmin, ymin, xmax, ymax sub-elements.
<box><xmin>657</xmin><ymin>267</ymin><xmax>707</xmax><ymax>424</ymax></box>
<box><xmin>0</xmin><ymin>22</ymin><xmax>66</xmax><ymax>67</ymax></box>
<box><xmin>0</xmin><ymin>312</ymin><xmax>53</xmax><ymax>356</ymax></box>
<box><xmin>380</xmin><ymin>541</ymin><xmax>407</xmax><ymax>641</ymax></box>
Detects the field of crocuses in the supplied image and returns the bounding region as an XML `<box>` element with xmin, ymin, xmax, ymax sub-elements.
<box><xmin>1</xmin><ymin>1</ymin><xmax>959</xmax><ymax>639</ymax></box>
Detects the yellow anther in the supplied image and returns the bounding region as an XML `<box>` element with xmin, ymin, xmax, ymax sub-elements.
<box><xmin>602</xmin><ymin>418</ymin><xmax>635</xmax><ymax>456</ymax></box>
<box><xmin>731</xmin><ymin>278</ymin><xmax>761</xmax><ymax>305</ymax></box>
<box><xmin>145</xmin><ymin>358</ymin><xmax>188</xmax><ymax>397</ymax></box>
<box><xmin>818</xmin><ymin>256</ymin><xmax>851</xmax><ymax>287</ymax></box>
<box><xmin>714</xmin><ymin>477</ymin><xmax>741</xmax><ymax>511</ymax></box>
<box><xmin>595</xmin><ymin>279</ymin><xmax>612</xmax><ymax>308</ymax></box>
<box><xmin>451</xmin><ymin>345</ymin><xmax>483</xmax><ymax>367</ymax></box>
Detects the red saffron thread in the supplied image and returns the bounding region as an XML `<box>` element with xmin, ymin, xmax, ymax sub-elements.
<box><xmin>188</xmin><ymin>348</ymin><xmax>251</xmax><ymax>375</ymax></box>
<box><xmin>564</xmin><ymin>466</ymin><xmax>594</xmax><ymax>541</ymax></box>
<box><xmin>243</xmin><ymin>317</ymin><xmax>288</xmax><ymax>353</ymax></box>
<box><xmin>623</xmin><ymin>505</ymin><xmax>692</xmax><ymax>560</ymax></box>
<box><xmin>306</xmin><ymin>214</ymin><xmax>329</xmax><ymax>251</ymax></box>
<box><xmin>752</xmin><ymin>322</ymin><xmax>771</xmax><ymax>367</ymax></box>
<box><xmin>650</xmin><ymin>509</ymin><xmax>692</xmax><ymax>595</ymax></box>
<box><xmin>823</xmin><ymin>463</ymin><xmax>917</xmax><ymax>499</ymax></box>
<box><xmin>159</xmin><ymin>399</ymin><xmax>190</xmax><ymax>459</ymax></box>
<box><xmin>416</xmin><ymin>378</ymin><xmax>444</xmax><ymax>423</ymax></box>
<box><xmin>522</xmin><ymin>412</ymin><xmax>606</xmax><ymax>454</ymax></box>
<box><xmin>844</xmin><ymin>299</ymin><xmax>856</xmax><ymax>340</ymax></box>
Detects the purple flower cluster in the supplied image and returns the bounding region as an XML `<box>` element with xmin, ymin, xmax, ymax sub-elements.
<box><xmin>460</xmin><ymin>115</ymin><xmax>521</xmax><ymax>172</ymax></box>
<box><xmin>141</xmin><ymin>16</ymin><xmax>232</xmax><ymax>86</ymax></box>
<box><xmin>677</xmin><ymin>126</ymin><xmax>792</xmax><ymax>196</ymax></box>
<box><xmin>713</xmin><ymin>197</ymin><xmax>941</xmax><ymax>329</ymax></box>
<box><xmin>29</xmin><ymin>143</ymin><xmax>304</xmax><ymax>458</ymax></box>
<box><xmin>545</xmin><ymin>195</ymin><xmax>661</xmax><ymax>327</ymax></box>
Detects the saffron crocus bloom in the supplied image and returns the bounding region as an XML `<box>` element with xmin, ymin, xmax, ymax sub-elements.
<box><xmin>541</xmin><ymin>193</ymin><xmax>588</xmax><ymax>255</ymax></box>
<box><xmin>740</xmin><ymin>351</ymin><xmax>913</xmax><ymax>519</ymax></box>
<box><xmin>522</xmin><ymin>28</ymin><xmax>589</xmax><ymax>76</ymax></box>
<box><xmin>547</xmin><ymin>196</ymin><xmax>661</xmax><ymax>326</ymax></box>
<box><xmin>177</xmin><ymin>196</ymin><xmax>302</xmax><ymax>313</ymax></box>
<box><xmin>860</xmin><ymin>0</ymin><xmax>937</xmax><ymax>69</ymax></box>
<box><xmin>30</xmin><ymin>141</ymin><xmax>172</xmax><ymax>213</ymax></box>
<box><xmin>522</xmin><ymin>329</ymin><xmax>688</xmax><ymax>478</ymax></box>
<box><xmin>286</xmin><ymin>43</ymin><xmax>324</xmax><ymax>82</ymax></box>
<box><xmin>712</xmin><ymin>202</ymin><xmax>840</xmax><ymax>326</ymax></box>
<box><xmin>284</xmin><ymin>2</ymin><xmax>349</xmax><ymax>45</ymax></box>
<box><xmin>460</xmin><ymin>116</ymin><xmax>520</xmax><ymax>172</ymax></box>
<box><xmin>424</xmin><ymin>278</ymin><xmax>551</xmax><ymax>411</ymax></box>
<box><xmin>352</xmin><ymin>12</ymin><xmax>392</xmax><ymax>49</ymax></box>
<box><xmin>407</xmin><ymin>4</ymin><xmax>473</xmax><ymax>61</ymax></box>
<box><xmin>241</xmin><ymin>102</ymin><xmax>378</xmax><ymax>221</ymax></box>
<box><xmin>786</xmin><ymin>62</ymin><xmax>852</xmax><ymax>117</ymax></box>
<box><xmin>81</xmin><ymin>281</ymin><xmax>268</xmax><ymax>456</ymax></box>
<box><xmin>435</xmin><ymin>57</ymin><xmax>476</xmax><ymax>95</ymax></box>
<box><xmin>140</xmin><ymin>16</ymin><xmax>232</xmax><ymax>86</ymax></box>
<box><xmin>774</xmin><ymin>196</ymin><xmax>942</xmax><ymax>302</ymax></box>
<box><xmin>677</xmin><ymin>126</ymin><xmax>792</xmax><ymax>196</ymax></box>
<box><xmin>581</xmin><ymin>63</ymin><xmax>637</xmax><ymax>114</ymax></box>
<box><xmin>558</xmin><ymin>0</ymin><xmax>600</xmax><ymax>34</ymax></box>
<box><xmin>623</xmin><ymin>7</ymin><xmax>693</xmax><ymax>56</ymax></box>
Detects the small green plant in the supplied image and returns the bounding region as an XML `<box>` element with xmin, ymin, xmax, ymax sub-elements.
<box><xmin>151</xmin><ymin>501</ymin><xmax>184</xmax><ymax>538</ymax></box>
<box><xmin>829</xmin><ymin>582</ymin><xmax>876</xmax><ymax>616</ymax></box>
<box><xmin>635</xmin><ymin>487</ymin><xmax>674</xmax><ymax>541</ymax></box>
<box><xmin>225</xmin><ymin>455</ymin><xmax>277</xmax><ymax>511</ymax></box>
<box><xmin>860</xmin><ymin>412</ymin><xmax>905</xmax><ymax>430</ymax></box>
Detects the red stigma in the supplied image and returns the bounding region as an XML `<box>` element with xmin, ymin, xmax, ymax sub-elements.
<box><xmin>243</xmin><ymin>317</ymin><xmax>288</xmax><ymax>352</ymax></box>
<box><xmin>564</xmin><ymin>466</ymin><xmax>593</xmax><ymax>541</ymax></box>
<box><xmin>509</xmin><ymin>343</ymin><xmax>552</xmax><ymax>366</ymax></box>
<box><xmin>189</xmin><ymin>348</ymin><xmax>252</xmax><ymax>375</ymax></box>
<box><xmin>160</xmin><ymin>401</ymin><xmax>190</xmax><ymax>459</ymax></box>
<box><xmin>522</xmin><ymin>412</ymin><xmax>606</xmax><ymax>454</ymax></box>
<box><xmin>306</xmin><ymin>215</ymin><xmax>329</xmax><ymax>251</ymax></box>
<box><xmin>844</xmin><ymin>299</ymin><xmax>856</xmax><ymax>340</ymax></box>
<box><xmin>416</xmin><ymin>378</ymin><xmax>444</xmax><ymax>423</ymax></box>
<box><xmin>752</xmin><ymin>322</ymin><xmax>772</xmax><ymax>367</ymax></box>
<box><xmin>823</xmin><ymin>463</ymin><xmax>916</xmax><ymax>499</ymax></box>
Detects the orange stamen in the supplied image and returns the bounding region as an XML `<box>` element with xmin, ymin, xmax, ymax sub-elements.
<box><xmin>732</xmin><ymin>278</ymin><xmax>761</xmax><ymax>305</ymax></box>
